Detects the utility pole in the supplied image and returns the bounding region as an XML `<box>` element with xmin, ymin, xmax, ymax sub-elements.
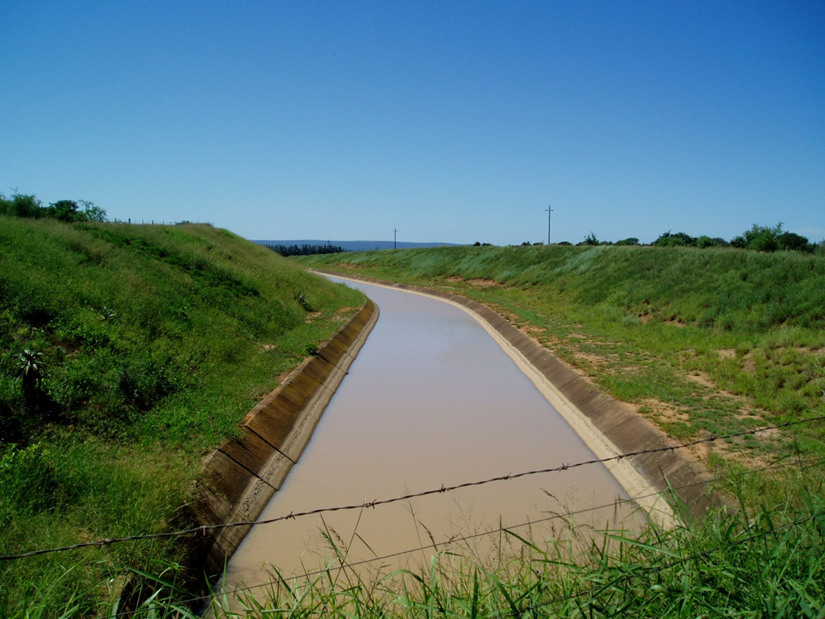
<box><xmin>546</xmin><ymin>206</ymin><xmax>553</xmax><ymax>245</ymax></box>
<box><xmin>393</xmin><ymin>228</ymin><xmax>398</xmax><ymax>249</ymax></box>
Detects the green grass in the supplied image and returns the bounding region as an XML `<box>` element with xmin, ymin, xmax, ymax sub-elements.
<box><xmin>298</xmin><ymin>245</ymin><xmax>825</xmax><ymax>495</ymax></box>
<box><xmin>0</xmin><ymin>217</ymin><xmax>364</xmax><ymax>615</ymax></box>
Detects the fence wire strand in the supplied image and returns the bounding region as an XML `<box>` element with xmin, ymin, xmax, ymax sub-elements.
<box><xmin>2</xmin><ymin>414</ymin><xmax>823</xmax><ymax>563</ymax></box>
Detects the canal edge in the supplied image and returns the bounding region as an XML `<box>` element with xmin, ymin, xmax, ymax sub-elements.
<box><xmin>315</xmin><ymin>270</ymin><xmax>723</xmax><ymax>526</ymax></box>
<box><xmin>190</xmin><ymin>298</ymin><xmax>379</xmax><ymax>578</ymax></box>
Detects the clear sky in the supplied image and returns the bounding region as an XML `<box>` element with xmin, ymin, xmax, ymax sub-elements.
<box><xmin>2</xmin><ymin>1</ymin><xmax>823</xmax><ymax>245</ymax></box>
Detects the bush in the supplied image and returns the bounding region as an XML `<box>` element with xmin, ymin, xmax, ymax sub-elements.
<box><xmin>729</xmin><ymin>223</ymin><xmax>812</xmax><ymax>253</ymax></box>
<box><xmin>654</xmin><ymin>231</ymin><xmax>696</xmax><ymax>247</ymax></box>
<box><xmin>577</xmin><ymin>232</ymin><xmax>601</xmax><ymax>246</ymax></box>
<box><xmin>0</xmin><ymin>443</ymin><xmax>62</xmax><ymax>520</ymax></box>
<box><xmin>0</xmin><ymin>193</ymin><xmax>44</xmax><ymax>218</ymax></box>
<box><xmin>0</xmin><ymin>193</ymin><xmax>106</xmax><ymax>223</ymax></box>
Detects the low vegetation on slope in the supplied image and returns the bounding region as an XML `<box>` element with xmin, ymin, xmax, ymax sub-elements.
<box><xmin>0</xmin><ymin>217</ymin><xmax>364</xmax><ymax>614</ymax></box>
<box><xmin>299</xmin><ymin>245</ymin><xmax>825</xmax><ymax>490</ymax></box>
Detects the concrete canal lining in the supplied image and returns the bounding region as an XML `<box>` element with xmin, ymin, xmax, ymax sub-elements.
<box><xmin>313</xmin><ymin>271</ymin><xmax>722</xmax><ymax>525</ymax></box>
<box><xmin>193</xmin><ymin>268</ymin><xmax>720</xmax><ymax>581</ymax></box>
<box><xmin>192</xmin><ymin>299</ymin><xmax>378</xmax><ymax>576</ymax></box>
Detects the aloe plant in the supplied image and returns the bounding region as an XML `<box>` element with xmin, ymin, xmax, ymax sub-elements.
<box><xmin>15</xmin><ymin>349</ymin><xmax>47</xmax><ymax>410</ymax></box>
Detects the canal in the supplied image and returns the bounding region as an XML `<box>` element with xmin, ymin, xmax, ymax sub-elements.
<box><xmin>222</xmin><ymin>275</ymin><xmax>638</xmax><ymax>593</ymax></box>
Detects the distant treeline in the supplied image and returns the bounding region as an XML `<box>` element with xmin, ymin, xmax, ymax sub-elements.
<box><xmin>265</xmin><ymin>243</ymin><xmax>347</xmax><ymax>257</ymax></box>
<box><xmin>1</xmin><ymin>192</ymin><xmax>107</xmax><ymax>223</ymax></box>
<box><xmin>511</xmin><ymin>223</ymin><xmax>821</xmax><ymax>254</ymax></box>
<box><xmin>3</xmin><ymin>192</ymin><xmax>818</xmax><ymax>255</ymax></box>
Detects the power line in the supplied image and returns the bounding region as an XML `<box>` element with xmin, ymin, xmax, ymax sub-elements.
<box><xmin>2</xmin><ymin>415</ymin><xmax>823</xmax><ymax>562</ymax></box>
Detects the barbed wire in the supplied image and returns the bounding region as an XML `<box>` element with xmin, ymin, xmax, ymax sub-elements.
<box><xmin>2</xmin><ymin>414</ymin><xmax>822</xmax><ymax>563</ymax></box>
<box><xmin>110</xmin><ymin>453</ymin><xmax>825</xmax><ymax>617</ymax></box>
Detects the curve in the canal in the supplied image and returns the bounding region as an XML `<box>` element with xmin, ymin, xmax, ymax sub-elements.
<box><xmin>222</xmin><ymin>276</ymin><xmax>656</xmax><ymax>592</ymax></box>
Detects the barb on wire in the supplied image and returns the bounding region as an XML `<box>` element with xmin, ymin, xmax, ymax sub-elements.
<box><xmin>2</xmin><ymin>415</ymin><xmax>823</xmax><ymax>562</ymax></box>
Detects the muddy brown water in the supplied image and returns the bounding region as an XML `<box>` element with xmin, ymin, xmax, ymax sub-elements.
<box><xmin>222</xmin><ymin>276</ymin><xmax>640</xmax><ymax>595</ymax></box>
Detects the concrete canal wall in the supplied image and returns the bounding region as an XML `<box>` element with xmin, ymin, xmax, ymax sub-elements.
<box><xmin>192</xmin><ymin>299</ymin><xmax>378</xmax><ymax>576</ymax></box>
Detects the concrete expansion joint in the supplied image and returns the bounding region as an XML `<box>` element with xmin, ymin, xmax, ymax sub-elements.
<box><xmin>246</xmin><ymin>426</ymin><xmax>291</xmax><ymax>460</ymax></box>
<box><xmin>216</xmin><ymin>447</ymin><xmax>278</xmax><ymax>491</ymax></box>
<box><xmin>193</xmin><ymin>298</ymin><xmax>379</xmax><ymax>575</ymax></box>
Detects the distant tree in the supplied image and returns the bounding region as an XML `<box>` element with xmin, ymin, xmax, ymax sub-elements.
<box><xmin>0</xmin><ymin>193</ymin><xmax>44</xmax><ymax>218</ymax></box>
<box><xmin>79</xmin><ymin>200</ymin><xmax>107</xmax><ymax>222</ymax></box>
<box><xmin>266</xmin><ymin>243</ymin><xmax>346</xmax><ymax>257</ymax></box>
<box><xmin>1</xmin><ymin>193</ymin><xmax>107</xmax><ymax>223</ymax></box>
<box><xmin>577</xmin><ymin>232</ymin><xmax>601</xmax><ymax>246</ymax></box>
<box><xmin>46</xmin><ymin>200</ymin><xmax>85</xmax><ymax>222</ymax></box>
<box><xmin>615</xmin><ymin>237</ymin><xmax>640</xmax><ymax>246</ymax></box>
<box><xmin>777</xmin><ymin>231</ymin><xmax>813</xmax><ymax>253</ymax></box>
<box><xmin>654</xmin><ymin>231</ymin><xmax>696</xmax><ymax>247</ymax></box>
<box><xmin>557</xmin><ymin>241</ymin><xmax>572</xmax><ymax>246</ymax></box>
<box><xmin>730</xmin><ymin>223</ymin><xmax>798</xmax><ymax>252</ymax></box>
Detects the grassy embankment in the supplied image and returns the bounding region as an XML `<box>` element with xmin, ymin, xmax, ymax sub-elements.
<box><xmin>0</xmin><ymin>217</ymin><xmax>364</xmax><ymax>615</ymax></box>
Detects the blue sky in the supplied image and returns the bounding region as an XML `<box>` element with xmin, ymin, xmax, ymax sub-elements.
<box><xmin>2</xmin><ymin>1</ymin><xmax>823</xmax><ymax>245</ymax></box>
